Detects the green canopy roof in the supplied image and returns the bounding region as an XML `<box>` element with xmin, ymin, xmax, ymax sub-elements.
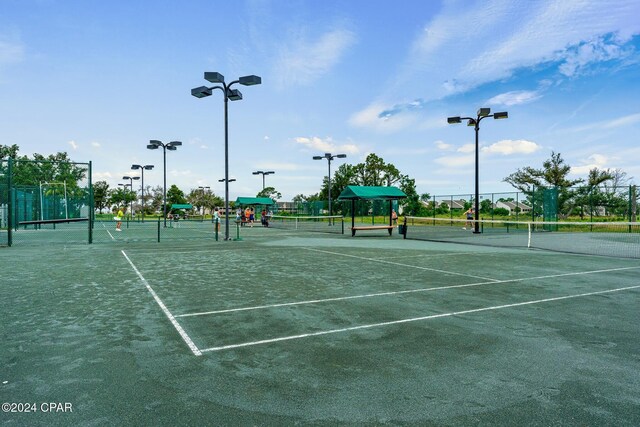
<box><xmin>171</xmin><ymin>203</ymin><xmax>193</xmax><ymax>209</ymax></box>
<box><xmin>337</xmin><ymin>185</ymin><xmax>407</xmax><ymax>200</ymax></box>
<box><xmin>235</xmin><ymin>197</ymin><xmax>275</xmax><ymax>206</ymax></box>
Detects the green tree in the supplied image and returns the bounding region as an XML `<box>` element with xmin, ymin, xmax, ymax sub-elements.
<box><xmin>256</xmin><ymin>186</ymin><xmax>282</xmax><ymax>201</ymax></box>
<box><xmin>398</xmin><ymin>175</ymin><xmax>421</xmax><ymax>215</ymax></box>
<box><xmin>93</xmin><ymin>181</ymin><xmax>110</xmax><ymax>213</ymax></box>
<box><xmin>503</xmin><ymin>151</ymin><xmax>583</xmax><ymax>217</ymax></box>
<box><xmin>167</xmin><ymin>185</ymin><xmax>187</xmax><ymax>211</ymax></box>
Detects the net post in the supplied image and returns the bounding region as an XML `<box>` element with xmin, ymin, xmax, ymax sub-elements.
<box><xmin>88</xmin><ymin>160</ymin><xmax>93</xmax><ymax>244</ymax></box>
<box><xmin>157</xmin><ymin>217</ymin><xmax>160</xmax><ymax>242</ymax></box>
<box><xmin>215</xmin><ymin>218</ymin><xmax>219</xmax><ymax>241</ymax></box>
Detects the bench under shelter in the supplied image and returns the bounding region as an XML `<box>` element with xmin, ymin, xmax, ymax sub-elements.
<box><xmin>337</xmin><ymin>185</ymin><xmax>407</xmax><ymax>236</ymax></box>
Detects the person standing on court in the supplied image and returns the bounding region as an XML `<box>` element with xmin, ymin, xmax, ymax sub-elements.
<box><xmin>115</xmin><ymin>207</ymin><xmax>124</xmax><ymax>231</ymax></box>
<box><xmin>391</xmin><ymin>209</ymin><xmax>398</xmax><ymax>225</ymax></box>
<box><xmin>463</xmin><ymin>207</ymin><xmax>474</xmax><ymax>230</ymax></box>
<box><xmin>213</xmin><ymin>207</ymin><xmax>220</xmax><ymax>233</ymax></box>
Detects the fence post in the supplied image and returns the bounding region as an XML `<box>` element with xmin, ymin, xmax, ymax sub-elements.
<box><xmin>7</xmin><ymin>158</ymin><xmax>13</xmax><ymax>247</ymax></box>
<box><xmin>157</xmin><ymin>218</ymin><xmax>160</xmax><ymax>242</ymax></box>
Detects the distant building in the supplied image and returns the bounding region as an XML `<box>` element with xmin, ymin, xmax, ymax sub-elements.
<box><xmin>495</xmin><ymin>200</ymin><xmax>532</xmax><ymax>215</ymax></box>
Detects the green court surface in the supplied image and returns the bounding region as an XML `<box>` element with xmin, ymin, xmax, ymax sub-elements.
<box><xmin>1</xmin><ymin>226</ymin><xmax>639</xmax><ymax>425</ymax></box>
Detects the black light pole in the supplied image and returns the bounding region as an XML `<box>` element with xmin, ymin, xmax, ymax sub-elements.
<box><xmin>447</xmin><ymin>108</ymin><xmax>508</xmax><ymax>233</ymax></box>
<box><xmin>118</xmin><ymin>183</ymin><xmax>132</xmax><ymax>219</ymax></box>
<box><xmin>192</xmin><ymin>72</ymin><xmax>262</xmax><ymax>240</ymax></box>
<box><xmin>131</xmin><ymin>164</ymin><xmax>154</xmax><ymax>222</ymax></box>
<box><xmin>313</xmin><ymin>153</ymin><xmax>346</xmax><ymax>217</ymax></box>
<box><xmin>252</xmin><ymin>170</ymin><xmax>274</xmax><ymax>190</ymax></box>
<box><xmin>147</xmin><ymin>140</ymin><xmax>182</xmax><ymax>227</ymax></box>
<box><xmin>122</xmin><ymin>176</ymin><xmax>140</xmax><ymax>220</ymax></box>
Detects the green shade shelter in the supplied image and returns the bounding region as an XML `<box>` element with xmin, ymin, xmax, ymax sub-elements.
<box><xmin>235</xmin><ymin>197</ymin><xmax>275</xmax><ymax>206</ymax></box>
<box><xmin>337</xmin><ymin>185</ymin><xmax>407</xmax><ymax>200</ymax></box>
<box><xmin>338</xmin><ymin>186</ymin><xmax>407</xmax><ymax>235</ymax></box>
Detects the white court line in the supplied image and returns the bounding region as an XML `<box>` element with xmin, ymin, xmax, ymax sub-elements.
<box><xmin>121</xmin><ymin>250</ymin><xmax>202</xmax><ymax>356</ymax></box>
<box><xmin>384</xmin><ymin>252</ymin><xmax>476</xmax><ymax>260</ymax></box>
<box><xmin>200</xmin><ymin>284</ymin><xmax>640</xmax><ymax>352</ymax></box>
<box><xmin>175</xmin><ymin>265</ymin><xmax>640</xmax><ymax>318</ymax></box>
<box><xmin>304</xmin><ymin>247</ymin><xmax>500</xmax><ymax>281</ymax></box>
<box><xmin>101</xmin><ymin>222</ymin><xmax>115</xmax><ymax>240</ymax></box>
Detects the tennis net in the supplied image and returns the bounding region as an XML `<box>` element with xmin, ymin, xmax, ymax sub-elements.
<box><xmin>269</xmin><ymin>215</ymin><xmax>344</xmax><ymax>234</ymax></box>
<box><xmin>403</xmin><ymin>216</ymin><xmax>640</xmax><ymax>258</ymax></box>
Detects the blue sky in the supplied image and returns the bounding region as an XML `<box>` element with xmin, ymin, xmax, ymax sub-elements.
<box><xmin>1</xmin><ymin>0</ymin><xmax>639</xmax><ymax>200</ymax></box>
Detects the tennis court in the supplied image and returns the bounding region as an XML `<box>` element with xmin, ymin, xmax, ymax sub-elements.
<box><xmin>2</xmin><ymin>224</ymin><xmax>639</xmax><ymax>425</ymax></box>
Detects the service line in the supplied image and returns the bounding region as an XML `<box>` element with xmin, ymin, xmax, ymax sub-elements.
<box><xmin>200</xmin><ymin>284</ymin><xmax>640</xmax><ymax>352</ymax></box>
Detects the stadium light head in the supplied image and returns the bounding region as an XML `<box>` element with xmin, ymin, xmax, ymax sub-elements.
<box><xmin>239</xmin><ymin>75</ymin><xmax>262</xmax><ymax>86</ymax></box>
<box><xmin>478</xmin><ymin>107</ymin><xmax>491</xmax><ymax>117</ymax></box>
<box><xmin>131</xmin><ymin>165</ymin><xmax>141</xmax><ymax>170</ymax></box>
<box><xmin>122</xmin><ymin>176</ymin><xmax>131</xmax><ymax>180</ymax></box>
<box><xmin>467</xmin><ymin>119</ymin><xmax>476</xmax><ymax>127</ymax></box>
<box><xmin>191</xmin><ymin>86</ymin><xmax>212</xmax><ymax>98</ymax></box>
<box><xmin>167</xmin><ymin>146</ymin><xmax>177</xmax><ymax>151</ymax></box>
<box><xmin>149</xmin><ymin>140</ymin><xmax>162</xmax><ymax>147</ymax></box>
<box><xmin>146</xmin><ymin>144</ymin><xmax>158</xmax><ymax>150</ymax></box>
<box><xmin>493</xmin><ymin>111</ymin><xmax>508</xmax><ymax>120</ymax></box>
<box><xmin>204</xmin><ymin>72</ymin><xmax>225</xmax><ymax>84</ymax></box>
<box><xmin>265</xmin><ymin>171</ymin><xmax>275</xmax><ymax>175</ymax></box>
<box><xmin>132</xmin><ymin>176</ymin><xmax>140</xmax><ymax>181</ymax></box>
<box><xmin>228</xmin><ymin>88</ymin><xmax>243</xmax><ymax>101</ymax></box>
<box><xmin>252</xmin><ymin>171</ymin><xmax>262</xmax><ymax>175</ymax></box>
<box><xmin>336</xmin><ymin>154</ymin><xmax>347</xmax><ymax>159</ymax></box>
<box><xmin>447</xmin><ymin>116</ymin><xmax>462</xmax><ymax>124</ymax></box>
<box><xmin>143</xmin><ymin>165</ymin><xmax>154</xmax><ymax>170</ymax></box>
<box><xmin>167</xmin><ymin>141</ymin><xmax>182</xmax><ymax>147</ymax></box>
<box><xmin>312</xmin><ymin>156</ymin><xmax>323</xmax><ymax>160</ymax></box>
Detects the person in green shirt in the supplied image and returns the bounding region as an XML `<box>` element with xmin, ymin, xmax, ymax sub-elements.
<box><xmin>115</xmin><ymin>207</ymin><xmax>124</xmax><ymax>231</ymax></box>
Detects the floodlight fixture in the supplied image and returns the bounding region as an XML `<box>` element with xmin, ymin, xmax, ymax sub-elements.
<box><xmin>312</xmin><ymin>152</ymin><xmax>347</xmax><ymax>217</ymax></box>
<box><xmin>146</xmin><ymin>139</ymin><xmax>182</xmax><ymax>227</ymax></box>
<box><xmin>446</xmin><ymin>107</ymin><xmax>508</xmax><ymax>234</ymax></box>
<box><xmin>478</xmin><ymin>107</ymin><xmax>491</xmax><ymax>117</ymax></box>
<box><xmin>239</xmin><ymin>75</ymin><xmax>262</xmax><ymax>86</ymax></box>
<box><xmin>191</xmin><ymin>86</ymin><xmax>213</xmax><ymax>98</ymax></box>
<box><xmin>191</xmin><ymin>70</ymin><xmax>262</xmax><ymax>240</ymax></box>
<box><xmin>204</xmin><ymin>72</ymin><xmax>225</xmax><ymax>84</ymax></box>
<box><xmin>131</xmin><ymin>164</ymin><xmax>154</xmax><ymax>221</ymax></box>
<box><xmin>227</xmin><ymin>89</ymin><xmax>243</xmax><ymax>101</ymax></box>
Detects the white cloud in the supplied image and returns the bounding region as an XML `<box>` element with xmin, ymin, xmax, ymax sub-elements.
<box><xmin>68</xmin><ymin>140</ymin><xmax>78</xmax><ymax>150</ymax></box>
<box><xmin>293</xmin><ymin>136</ymin><xmax>360</xmax><ymax>154</ymax></box>
<box><xmin>482</xmin><ymin>139</ymin><xmax>541</xmax><ymax>155</ymax></box>
<box><xmin>602</xmin><ymin>112</ymin><xmax>640</xmax><ymax>129</ymax></box>
<box><xmin>434</xmin><ymin>154</ymin><xmax>474</xmax><ymax>168</ymax></box>
<box><xmin>487</xmin><ymin>90</ymin><xmax>542</xmax><ymax>106</ymax></box>
<box><xmin>349</xmin><ymin>102</ymin><xmax>420</xmax><ymax>132</ymax></box>
<box><xmin>91</xmin><ymin>141</ymin><xmax>101</xmax><ymax>148</ymax></box>
<box><xmin>435</xmin><ymin>140</ymin><xmax>452</xmax><ymax>150</ymax></box>
<box><xmin>351</xmin><ymin>0</ymin><xmax>640</xmax><ymax>131</ymax></box>
<box><xmin>570</xmin><ymin>153</ymin><xmax>612</xmax><ymax>175</ymax></box>
<box><xmin>256</xmin><ymin>162</ymin><xmax>302</xmax><ymax>171</ymax></box>
<box><xmin>457</xmin><ymin>143</ymin><xmax>475</xmax><ymax>154</ymax></box>
<box><xmin>274</xmin><ymin>28</ymin><xmax>356</xmax><ymax>87</ymax></box>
